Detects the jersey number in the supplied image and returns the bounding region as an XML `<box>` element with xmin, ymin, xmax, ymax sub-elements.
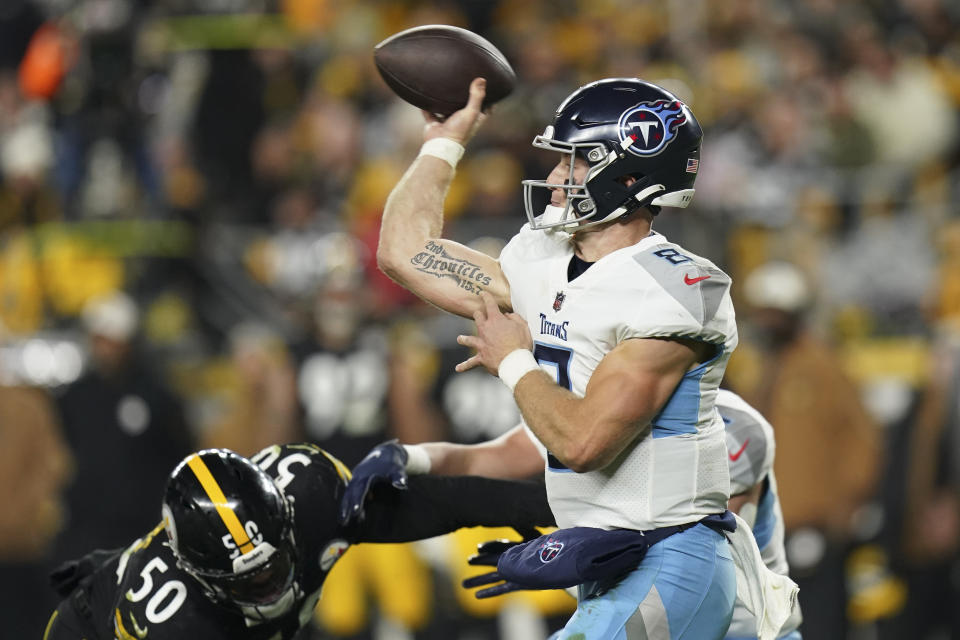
<box><xmin>250</xmin><ymin>447</ymin><xmax>313</xmax><ymax>490</ymax></box>
<box><xmin>533</xmin><ymin>342</ymin><xmax>572</xmax><ymax>390</ymax></box>
<box><xmin>126</xmin><ymin>557</ymin><xmax>187</xmax><ymax>623</ymax></box>
<box><xmin>533</xmin><ymin>343</ymin><xmax>574</xmax><ymax>471</ymax></box>
<box><xmin>653</xmin><ymin>248</ymin><xmax>692</xmax><ymax>265</ymax></box>
<box><xmin>222</xmin><ymin>521</ymin><xmax>264</xmax><ymax>559</ymax></box>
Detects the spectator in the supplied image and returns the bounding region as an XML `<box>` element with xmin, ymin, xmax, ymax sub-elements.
<box><xmin>200</xmin><ymin>322</ymin><xmax>299</xmax><ymax>456</ymax></box>
<box><xmin>51</xmin><ymin>291</ymin><xmax>194</xmax><ymax>564</ymax></box>
<box><xmin>289</xmin><ymin>234</ymin><xmax>439</xmax><ymax>638</ymax></box>
<box><xmin>0</xmin><ymin>378</ymin><xmax>71</xmax><ymax>639</ymax></box>
<box><xmin>891</xmin><ymin>324</ymin><xmax>960</xmax><ymax>639</ymax></box>
<box><xmin>735</xmin><ymin>261</ymin><xmax>883</xmax><ymax>639</ymax></box>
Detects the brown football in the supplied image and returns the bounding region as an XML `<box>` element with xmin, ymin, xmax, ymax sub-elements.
<box><xmin>373</xmin><ymin>24</ymin><xmax>516</xmax><ymax>117</ymax></box>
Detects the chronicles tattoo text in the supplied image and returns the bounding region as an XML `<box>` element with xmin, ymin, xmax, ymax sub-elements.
<box><xmin>411</xmin><ymin>241</ymin><xmax>492</xmax><ymax>294</ymax></box>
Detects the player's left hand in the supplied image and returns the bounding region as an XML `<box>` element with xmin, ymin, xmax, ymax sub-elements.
<box><xmin>456</xmin><ymin>292</ymin><xmax>532</xmax><ymax>375</ymax></box>
<box><xmin>338</xmin><ymin>440</ymin><xmax>409</xmax><ymax>526</ymax></box>
<box><xmin>462</xmin><ymin>526</ymin><xmax>541</xmax><ymax>599</ymax></box>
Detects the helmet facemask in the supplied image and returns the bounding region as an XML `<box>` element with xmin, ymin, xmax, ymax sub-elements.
<box><xmin>214</xmin><ymin>538</ymin><xmax>299</xmax><ymax>621</ymax></box>
<box><xmin>522</xmin><ymin>132</ymin><xmax>612</xmax><ymax>231</ymax></box>
<box><xmin>175</xmin><ymin>527</ymin><xmax>301</xmax><ymax>621</ymax></box>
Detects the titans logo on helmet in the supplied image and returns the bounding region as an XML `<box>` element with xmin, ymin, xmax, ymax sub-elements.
<box><xmin>617</xmin><ymin>100</ymin><xmax>688</xmax><ymax>157</ymax></box>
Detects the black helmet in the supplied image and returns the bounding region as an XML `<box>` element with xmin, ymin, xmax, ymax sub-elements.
<box><xmin>162</xmin><ymin>449</ymin><xmax>299</xmax><ymax>620</ymax></box>
<box><xmin>522</xmin><ymin>78</ymin><xmax>703</xmax><ymax>230</ymax></box>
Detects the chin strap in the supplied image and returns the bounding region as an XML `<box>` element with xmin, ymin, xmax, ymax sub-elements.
<box><xmin>632</xmin><ymin>183</ymin><xmax>666</xmax><ymax>205</ymax></box>
<box><xmin>622</xmin><ymin>183</ymin><xmax>694</xmax><ymax>217</ymax></box>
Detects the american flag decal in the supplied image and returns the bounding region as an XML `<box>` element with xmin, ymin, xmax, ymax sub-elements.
<box><xmin>686</xmin><ymin>158</ymin><xmax>699</xmax><ymax>173</ymax></box>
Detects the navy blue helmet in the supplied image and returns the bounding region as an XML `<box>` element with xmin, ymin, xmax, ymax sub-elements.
<box><xmin>523</xmin><ymin>78</ymin><xmax>703</xmax><ymax>230</ymax></box>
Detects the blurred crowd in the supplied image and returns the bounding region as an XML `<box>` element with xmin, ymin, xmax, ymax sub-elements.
<box><xmin>1</xmin><ymin>0</ymin><xmax>959</xmax><ymax>638</ymax></box>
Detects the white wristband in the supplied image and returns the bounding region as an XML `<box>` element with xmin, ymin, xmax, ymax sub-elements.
<box><xmin>403</xmin><ymin>444</ymin><xmax>432</xmax><ymax>475</ymax></box>
<box><xmin>498</xmin><ymin>349</ymin><xmax>540</xmax><ymax>393</ymax></box>
<box><xmin>418</xmin><ymin>137</ymin><xmax>465</xmax><ymax>169</ymax></box>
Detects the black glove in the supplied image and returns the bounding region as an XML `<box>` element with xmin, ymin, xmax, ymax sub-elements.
<box><xmin>338</xmin><ymin>440</ymin><xmax>409</xmax><ymax>525</ymax></box>
<box><xmin>50</xmin><ymin>548</ymin><xmax>122</xmax><ymax>597</ymax></box>
<box><xmin>461</xmin><ymin>527</ymin><xmax>540</xmax><ymax>599</ymax></box>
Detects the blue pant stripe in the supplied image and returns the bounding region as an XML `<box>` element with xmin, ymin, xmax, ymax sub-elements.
<box><xmin>555</xmin><ymin>524</ymin><xmax>736</xmax><ymax>640</ymax></box>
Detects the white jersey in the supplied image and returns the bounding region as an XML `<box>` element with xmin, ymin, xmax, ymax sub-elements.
<box><xmin>499</xmin><ymin>225</ymin><xmax>738</xmax><ymax>531</ymax></box>
<box><xmin>717</xmin><ymin>389</ymin><xmax>798</xmax><ymax>638</ymax></box>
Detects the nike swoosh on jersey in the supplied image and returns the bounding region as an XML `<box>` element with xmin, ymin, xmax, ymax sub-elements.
<box><xmin>684</xmin><ymin>274</ymin><xmax>712</xmax><ymax>285</ymax></box>
<box><xmin>728</xmin><ymin>439</ymin><xmax>750</xmax><ymax>461</ymax></box>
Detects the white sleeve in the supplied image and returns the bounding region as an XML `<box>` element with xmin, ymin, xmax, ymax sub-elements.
<box><xmin>620</xmin><ymin>244</ymin><xmax>737</xmax><ymax>347</ymax></box>
<box><xmin>716</xmin><ymin>390</ymin><xmax>776</xmax><ymax>495</ymax></box>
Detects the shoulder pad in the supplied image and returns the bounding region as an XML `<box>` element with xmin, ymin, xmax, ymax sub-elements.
<box><xmin>249</xmin><ymin>443</ymin><xmax>345</xmax><ymax>564</ymax></box>
<box><xmin>250</xmin><ymin>443</ymin><xmax>351</xmax><ymax>486</ymax></box>
<box><xmin>632</xmin><ymin>243</ymin><xmax>731</xmax><ymax>326</ymax></box>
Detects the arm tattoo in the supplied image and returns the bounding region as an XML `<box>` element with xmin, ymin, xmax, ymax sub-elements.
<box><xmin>411</xmin><ymin>240</ymin><xmax>493</xmax><ymax>295</ymax></box>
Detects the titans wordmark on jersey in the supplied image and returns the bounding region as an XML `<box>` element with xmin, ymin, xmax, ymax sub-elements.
<box><xmin>499</xmin><ymin>227</ymin><xmax>738</xmax><ymax>531</ymax></box>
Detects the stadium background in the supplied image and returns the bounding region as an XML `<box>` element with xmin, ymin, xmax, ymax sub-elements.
<box><xmin>1</xmin><ymin>0</ymin><xmax>958</xmax><ymax>638</ymax></box>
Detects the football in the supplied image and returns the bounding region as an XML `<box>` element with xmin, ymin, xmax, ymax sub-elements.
<box><xmin>373</xmin><ymin>24</ymin><xmax>516</xmax><ymax>117</ymax></box>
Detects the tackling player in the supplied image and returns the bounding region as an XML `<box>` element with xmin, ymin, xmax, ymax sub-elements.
<box><xmin>371</xmin><ymin>75</ymin><xmax>743</xmax><ymax>638</ymax></box>
<box><xmin>43</xmin><ymin>443</ymin><xmax>553</xmax><ymax>639</ymax></box>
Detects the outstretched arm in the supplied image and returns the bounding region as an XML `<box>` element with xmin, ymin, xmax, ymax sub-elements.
<box><xmin>337</xmin><ymin>427</ymin><xmax>544</xmax><ymax>525</ymax></box>
<box><xmin>420</xmin><ymin>424</ymin><xmax>544</xmax><ymax>478</ymax></box>
<box><xmin>346</xmin><ymin>475</ymin><xmax>554</xmax><ymax>543</ymax></box>
<box><xmin>378</xmin><ymin>77</ymin><xmax>512</xmax><ymax>319</ymax></box>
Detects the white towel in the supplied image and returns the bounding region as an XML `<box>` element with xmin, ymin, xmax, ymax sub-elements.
<box><xmin>726</xmin><ymin>513</ymin><xmax>802</xmax><ymax>640</ymax></box>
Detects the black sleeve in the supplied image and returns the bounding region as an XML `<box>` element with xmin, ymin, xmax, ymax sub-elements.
<box><xmin>49</xmin><ymin>548</ymin><xmax>124</xmax><ymax>598</ymax></box>
<box><xmin>348</xmin><ymin>475</ymin><xmax>556</xmax><ymax>543</ymax></box>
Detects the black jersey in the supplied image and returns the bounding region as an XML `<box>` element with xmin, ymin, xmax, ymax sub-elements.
<box><xmin>95</xmin><ymin>444</ymin><xmax>350</xmax><ymax>639</ymax></box>
<box><xmin>48</xmin><ymin>443</ymin><xmax>554</xmax><ymax>640</ymax></box>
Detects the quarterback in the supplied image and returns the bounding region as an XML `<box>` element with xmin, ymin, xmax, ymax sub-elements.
<box><xmin>43</xmin><ymin>443</ymin><xmax>553</xmax><ymax>639</ymax></box>
<box><xmin>371</xmin><ymin>76</ymin><xmax>743</xmax><ymax>638</ymax></box>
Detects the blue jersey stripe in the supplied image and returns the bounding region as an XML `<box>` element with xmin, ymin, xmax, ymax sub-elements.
<box><xmin>651</xmin><ymin>362</ymin><xmax>708</xmax><ymax>438</ymax></box>
<box><xmin>751</xmin><ymin>480</ymin><xmax>776</xmax><ymax>551</ymax></box>
<box><xmin>651</xmin><ymin>346</ymin><xmax>722</xmax><ymax>439</ymax></box>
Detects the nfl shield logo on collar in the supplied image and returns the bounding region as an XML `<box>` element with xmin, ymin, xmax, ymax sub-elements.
<box><xmin>553</xmin><ymin>291</ymin><xmax>565</xmax><ymax>312</ymax></box>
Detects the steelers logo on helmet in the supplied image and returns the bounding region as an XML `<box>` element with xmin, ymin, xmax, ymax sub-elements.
<box><xmin>617</xmin><ymin>100</ymin><xmax>688</xmax><ymax>157</ymax></box>
<box><xmin>162</xmin><ymin>503</ymin><xmax>179</xmax><ymax>550</ymax></box>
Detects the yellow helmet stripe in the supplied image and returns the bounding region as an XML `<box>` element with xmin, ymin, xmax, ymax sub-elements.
<box><xmin>186</xmin><ymin>454</ymin><xmax>255</xmax><ymax>554</ymax></box>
